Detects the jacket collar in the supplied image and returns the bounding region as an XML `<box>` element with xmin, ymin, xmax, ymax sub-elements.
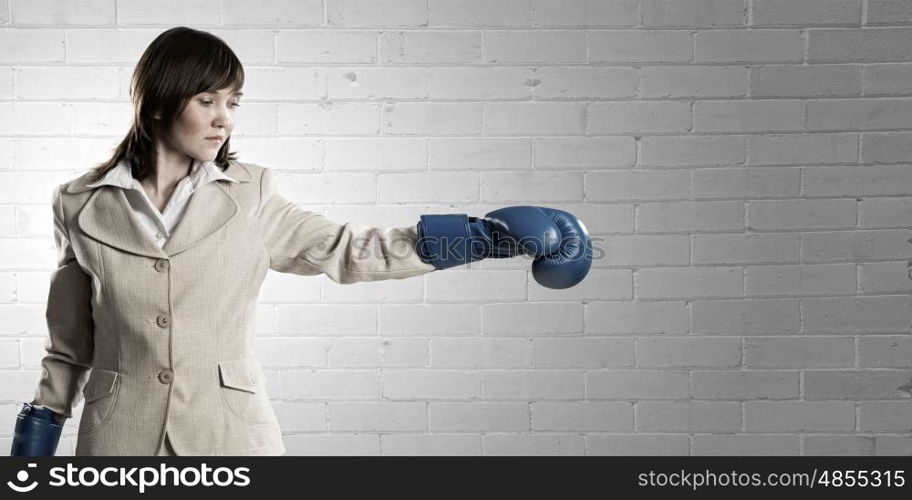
<box><xmin>66</xmin><ymin>158</ymin><xmax>252</xmax><ymax>194</ymax></box>
<box><xmin>73</xmin><ymin>159</ymin><xmax>253</xmax><ymax>259</ymax></box>
<box><xmin>83</xmin><ymin>157</ymin><xmax>239</xmax><ymax>191</ymax></box>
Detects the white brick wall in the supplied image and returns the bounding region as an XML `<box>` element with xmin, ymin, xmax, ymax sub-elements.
<box><xmin>1</xmin><ymin>0</ymin><xmax>910</xmax><ymax>456</ymax></box>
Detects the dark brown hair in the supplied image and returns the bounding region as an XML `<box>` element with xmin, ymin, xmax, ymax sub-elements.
<box><xmin>87</xmin><ymin>26</ymin><xmax>245</xmax><ymax>183</ymax></box>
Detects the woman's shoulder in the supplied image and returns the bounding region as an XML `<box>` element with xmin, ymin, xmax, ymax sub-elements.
<box><xmin>52</xmin><ymin>169</ymin><xmax>101</xmax><ymax>200</ymax></box>
<box><xmin>228</xmin><ymin>159</ymin><xmax>267</xmax><ymax>181</ymax></box>
<box><xmin>221</xmin><ymin>158</ymin><xmax>263</xmax><ymax>184</ymax></box>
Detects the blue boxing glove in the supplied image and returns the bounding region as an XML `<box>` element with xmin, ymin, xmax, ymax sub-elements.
<box><xmin>416</xmin><ymin>205</ymin><xmax>591</xmax><ymax>289</ymax></box>
<box><xmin>10</xmin><ymin>402</ymin><xmax>64</xmax><ymax>456</ymax></box>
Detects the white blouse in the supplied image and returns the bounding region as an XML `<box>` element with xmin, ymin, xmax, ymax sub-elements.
<box><xmin>84</xmin><ymin>158</ymin><xmax>239</xmax><ymax>248</ymax></box>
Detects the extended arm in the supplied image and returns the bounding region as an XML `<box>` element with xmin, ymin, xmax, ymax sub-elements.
<box><xmin>256</xmin><ymin>168</ymin><xmax>436</xmax><ymax>284</ymax></box>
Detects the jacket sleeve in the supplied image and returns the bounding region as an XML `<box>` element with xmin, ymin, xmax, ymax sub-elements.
<box><xmin>255</xmin><ymin>167</ymin><xmax>436</xmax><ymax>284</ymax></box>
<box><xmin>30</xmin><ymin>183</ymin><xmax>94</xmax><ymax>419</ymax></box>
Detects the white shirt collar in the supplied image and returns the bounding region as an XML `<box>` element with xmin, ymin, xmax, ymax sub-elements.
<box><xmin>85</xmin><ymin>157</ymin><xmax>238</xmax><ymax>191</ymax></box>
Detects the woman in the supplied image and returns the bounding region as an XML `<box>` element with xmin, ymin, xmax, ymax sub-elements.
<box><xmin>10</xmin><ymin>26</ymin><xmax>591</xmax><ymax>457</ymax></box>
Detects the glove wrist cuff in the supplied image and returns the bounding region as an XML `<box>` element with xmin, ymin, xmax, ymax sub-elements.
<box><xmin>417</xmin><ymin>214</ymin><xmax>485</xmax><ymax>270</ymax></box>
<box><xmin>11</xmin><ymin>402</ymin><xmax>64</xmax><ymax>456</ymax></box>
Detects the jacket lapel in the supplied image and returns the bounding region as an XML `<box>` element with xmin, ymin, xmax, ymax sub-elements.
<box><xmin>78</xmin><ymin>187</ymin><xmax>170</xmax><ymax>259</ymax></box>
<box><xmin>74</xmin><ymin>160</ymin><xmax>252</xmax><ymax>259</ymax></box>
<box><xmin>160</xmin><ymin>182</ymin><xmax>236</xmax><ymax>256</ymax></box>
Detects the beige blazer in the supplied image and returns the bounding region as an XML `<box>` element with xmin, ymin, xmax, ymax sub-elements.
<box><xmin>30</xmin><ymin>160</ymin><xmax>436</xmax><ymax>456</ymax></box>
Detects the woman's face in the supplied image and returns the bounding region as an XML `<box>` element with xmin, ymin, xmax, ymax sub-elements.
<box><xmin>165</xmin><ymin>86</ymin><xmax>242</xmax><ymax>162</ymax></box>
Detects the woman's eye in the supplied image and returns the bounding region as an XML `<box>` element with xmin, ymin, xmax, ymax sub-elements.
<box><xmin>201</xmin><ymin>100</ymin><xmax>240</xmax><ymax>108</ymax></box>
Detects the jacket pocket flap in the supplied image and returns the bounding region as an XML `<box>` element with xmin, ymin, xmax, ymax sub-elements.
<box><xmin>83</xmin><ymin>369</ymin><xmax>118</xmax><ymax>404</ymax></box>
<box><xmin>218</xmin><ymin>358</ymin><xmax>258</xmax><ymax>394</ymax></box>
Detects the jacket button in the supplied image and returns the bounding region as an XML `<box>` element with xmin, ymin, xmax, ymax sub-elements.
<box><xmin>154</xmin><ymin>259</ymin><xmax>170</xmax><ymax>272</ymax></box>
<box><xmin>248</xmin><ymin>372</ymin><xmax>256</xmax><ymax>385</ymax></box>
<box><xmin>156</xmin><ymin>314</ymin><xmax>171</xmax><ymax>328</ymax></box>
<box><xmin>158</xmin><ymin>369</ymin><xmax>173</xmax><ymax>384</ymax></box>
